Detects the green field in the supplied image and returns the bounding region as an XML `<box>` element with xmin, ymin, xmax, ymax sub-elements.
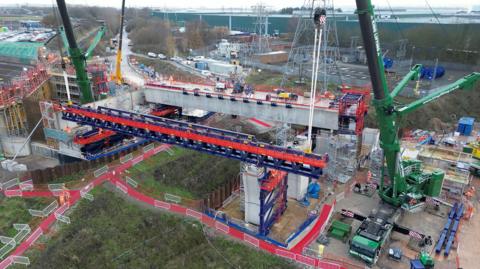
<box><xmin>23</xmin><ymin>189</ymin><xmax>294</xmax><ymax>269</ymax></box>
<box><xmin>0</xmin><ymin>197</ymin><xmax>52</xmax><ymax>238</ymax></box>
<box><xmin>128</xmin><ymin>146</ymin><xmax>239</xmax><ymax>200</ymax></box>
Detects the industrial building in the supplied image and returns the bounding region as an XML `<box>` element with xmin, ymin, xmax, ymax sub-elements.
<box><xmin>152</xmin><ymin>8</ymin><xmax>480</xmax><ymax>35</ymax></box>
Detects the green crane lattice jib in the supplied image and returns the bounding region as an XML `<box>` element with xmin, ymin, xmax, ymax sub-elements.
<box><xmin>397</xmin><ymin>72</ymin><xmax>480</xmax><ymax>116</ymax></box>
<box><xmin>356</xmin><ymin>0</ymin><xmax>480</xmax><ymax>206</ymax></box>
<box><xmin>59</xmin><ymin>26</ymin><xmax>70</xmax><ymax>56</ymax></box>
<box><xmin>85</xmin><ymin>26</ymin><xmax>105</xmax><ymax>60</ymax></box>
<box><xmin>390</xmin><ymin>64</ymin><xmax>422</xmax><ymax>98</ymax></box>
<box><xmin>56</xmin><ymin>0</ymin><xmax>104</xmax><ymax>104</ymax></box>
<box><xmin>356</xmin><ymin>0</ymin><xmax>399</xmax><ymax>199</ymax></box>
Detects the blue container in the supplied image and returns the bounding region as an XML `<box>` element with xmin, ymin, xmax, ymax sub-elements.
<box><xmin>420</xmin><ymin>66</ymin><xmax>445</xmax><ymax>80</ymax></box>
<box><xmin>195</xmin><ymin>62</ymin><xmax>208</xmax><ymax>70</ymax></box>
<box><xmin>383</xmin><ymin>57</ymin><xmax>393</xmax><ymax>69</ymax></box>
<box><xmin>410</xmin><ymin>260</ymin><xmax>425</xmax><ymax>269</ymax></box>
<box><xmin>457</xmin><ymin>117</ymin><xmax>474</xmax><ymax>136</ymax></box>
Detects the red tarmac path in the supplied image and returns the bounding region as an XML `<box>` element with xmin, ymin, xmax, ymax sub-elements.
<box><xmin>1</xmin><ymin>144</ymin><xmax>343</xmax><ymax>269</ymax></box>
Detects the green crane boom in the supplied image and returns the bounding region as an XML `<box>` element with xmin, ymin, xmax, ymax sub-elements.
<box><xmin>56</xmin><ymin>0</ymin><xmax>105</xmax><ymax>104</ymax></box>
<box><xmin>355</xmin><ymin>0</ymin><xmax>480</xmax><ymax>206</ymax></box>
<box><xmin>85</xmin><ymin>26</ymin><xmax>106</xmax><ymax>60</ymax></box>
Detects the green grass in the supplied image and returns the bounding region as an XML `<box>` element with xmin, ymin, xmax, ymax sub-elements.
<box><xmin>23</xmin><ymin>188</ymin><xmax>294</xmax><ymax>269</ymax></box>
<box><xmin>136</xmin><ymin>58</ymin><xmax>198</xmax><ymax>81</ymax></box>
<box><xmin>48</xmin><ymin>170</ymin><xmax>88</xmax><ymax>184</ymax></box>
<box><xmin>245</xmin><ymin>70</ymin><xmax>296</xmax><ymax>88</ymax></box>
<box><xmin>245</xmin><ymin>69</ymin><xmax>339</xmax><ymax>93</ymax></box>
<box><xmin>0</xmin><ymin>197</ymin><xmax>52</xmax><ymax>237</ymax></box>
<box><xmin>128</xmin><ymin>147</ymin><xmax>196</xmax><ymax>199</ymax></box>
<box><xmin>128</xmin><ymin>146</ymin><xmax>239</xmax><ymax>200</ymax></box>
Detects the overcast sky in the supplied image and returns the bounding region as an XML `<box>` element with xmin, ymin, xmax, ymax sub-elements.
<box><xmin>1</xmin><ymin>0</ymin><xmax>477</xmax><ymax>9</ymax></box>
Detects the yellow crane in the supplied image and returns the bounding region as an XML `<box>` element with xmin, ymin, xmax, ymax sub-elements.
<box><xmin>111</xmin><ymin>0</ymin><xmax>126</xmax><ymax>84</ymax></box>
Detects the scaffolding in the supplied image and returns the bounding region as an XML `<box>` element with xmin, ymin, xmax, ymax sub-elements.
<box><xmin>0</xmin><ymin>64</ymin><xmax>49</xmax><ymax>109</ymax></box>
<box><xmin>0</xmin><ymin>64</ymin><xmax>49</xmax><ymax>137</ymax></box>
<box><xmin>337</xmin><ymin>88</ymin><xmax>369</xmax><ymax>136</ymax></box>
<box><xmin>2</xmin><ymin>103</ymin><xmax>27</xmax><ymax>136</ymax></box>
<box><xmin>87</xmin><ymin>63</ymin><xmax>109</xmax><ymax>96</ymax></box>
<box><xmin>325</xmin><ymin>133</ymin><xmax>359</xmax><ymax>183</ymax></box>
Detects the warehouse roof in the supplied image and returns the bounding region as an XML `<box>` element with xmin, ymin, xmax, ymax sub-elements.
<box><xmin>0</xmin><ymin>42</ymin><xmax>42</xmax><ymax>63</ymax></box>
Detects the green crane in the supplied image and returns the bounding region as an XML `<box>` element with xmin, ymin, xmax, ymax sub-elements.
<box><xmin>355</xmin><ymin>0</ymin><xmax>480</xmax><ymax>207</ymax></box>
<box><xmin>56</xmin><ymin>0</ymin><xmax>105</xmax><ymax>104</ymax></box>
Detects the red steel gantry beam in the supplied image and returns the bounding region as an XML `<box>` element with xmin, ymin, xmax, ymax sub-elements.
<box><xmin>59</xmin><ymin>104</ymin><xmax>327</xmax><ymax>176</ymax></box>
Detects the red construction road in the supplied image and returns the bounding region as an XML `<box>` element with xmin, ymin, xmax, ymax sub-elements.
<box><xmin>1</xmin><ymin>144</ymin><xmax>342</xmax><ymax>269</ymax></box>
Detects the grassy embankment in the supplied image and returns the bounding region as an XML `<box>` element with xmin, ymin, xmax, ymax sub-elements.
<box><xmin>21</xmin><ymin>188</ymin><xmax>295</xmax><ymax>269</ymax></box>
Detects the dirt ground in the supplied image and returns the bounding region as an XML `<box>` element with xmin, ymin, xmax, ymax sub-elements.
<box><xmin>221</xmin><ymin>195</ymin><xmax>324</xmax><ymax>243</ymax></box>
<box><xmin>457</xmin><ymin>177</ymin><xmax>480</xmax><ymax>269</ymax></box>
<box><xmin>0</xmin><ymin>154</ymin><xmax>59</xmax><ymax>183</ymax></box>
<box><xmin>315</xmin><ymin>180</ymin><xmax>476</xmax><ymax>269</ymax></box>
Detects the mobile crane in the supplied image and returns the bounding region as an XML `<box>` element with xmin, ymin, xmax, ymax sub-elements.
<box><xmin>347</xmin><ymin>0</ymin><xmax>480</xmax><ymax>265</ymax></box>
<box><xmin>111</xmin><ymin>0</ymin><xmax>126</xmax><ymax>84</ymax></box>
<box><xmin>56</xmin><ymin>0</ymin><xmax>105</xmax><ymax>104</ymax></box>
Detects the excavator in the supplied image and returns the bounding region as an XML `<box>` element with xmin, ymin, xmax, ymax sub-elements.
<box><xmin>56</xmin><ymin>0</ymin><xmax>105</xmax><ymax>104</ymax></box>
<box><xmin>345</xmin><ymin>0</ymin><xmax>480</xmax><ymax>265</ymax></box>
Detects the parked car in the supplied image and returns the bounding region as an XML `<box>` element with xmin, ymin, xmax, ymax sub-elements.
<box><xmin>215</xmin><ymin>82</ymin><xmax>226</xmax><ymax>91</ymax></box>
<box><xmin>157</xmin><ymin>53</ymin><xmax>166</xmax><ymax>60</ymax></box>
<box><xmin>201</xmin><ymin>70</ymin><xmax>212</xmax><ymax>76</ymax></box>
<box><xmin>147</xmin><ymin>52</ymin><xmax>157</xmax><ymax>58</ymax></box>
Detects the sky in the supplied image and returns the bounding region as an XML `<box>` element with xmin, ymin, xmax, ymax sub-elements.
<box><xmin>1</xmin><ymin>0</ymin><xmax>478</xmax><ymax>9</ymax></box>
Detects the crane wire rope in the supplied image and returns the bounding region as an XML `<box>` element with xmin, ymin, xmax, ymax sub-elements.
<box><xmin>329</xmin><ymin>0</ymin><xmax>344</xmax><ymax>86</ymax></box>
<box><xmin>385</xmin><ymin>0</ymin><xmax>406</xmax><ymax>40</ymax></box>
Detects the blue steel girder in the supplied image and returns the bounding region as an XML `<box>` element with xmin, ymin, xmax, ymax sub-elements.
<box><xmin>62</xmin><ymin>110</ymin><xmax>323</xmax><ymax>178</ymax></box>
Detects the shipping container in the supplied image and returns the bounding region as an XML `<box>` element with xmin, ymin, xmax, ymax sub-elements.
<box><xmin>255</xmin><ymin>51</ymin><xmax>288</xmax><ymax>64</ymax></box>
<box><xmin>195</xmin><ymin>62</ymin><xmax>208</xmax><ymax>70</ymax></box>
<box><xmin>208</xmin><ymin>62</ymin><xmax>242</xmax><ymax>75</ymax></box>
<box><xmin>457</xmin><ymin>116</ymin><xmax>474</xmax><ymax>136</ymax></box>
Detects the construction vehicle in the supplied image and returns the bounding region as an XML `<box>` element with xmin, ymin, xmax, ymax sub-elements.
<box><xmin>56</xmin><ymin>0</ymin><xmax>105</xmax><ymax>104</ymax></box>
<box><xmin>470</xmin><ymin>141</ymin><xmax>480</xmax><ymax>176</ymax></box>
<box><xmin>111</xmin><ymin>0</ymin><xmax>126</xmax><ymax>84</ymax></box>
<box><xmin>471</xmin><ymin>141</ymin><xmax>480</xmax><ymax>159</ymax></box>
<box><xmin>418</xmin><ymin>251</ymin><xmax>435</xmax><ymax>269</ymax></box>
<box><xmin>348</xmin><ymin>0</ymin><xmax>480</xmax><ymax>264</ymax></box>
<box><xmin>274</xmin><ymin>88</ymin><xmax>298</xmax><ymax>101</ymax></box>
<box><xmin>232</xmin><ymin>81</ymin><xmax>245</xmax><ymax>94</ymax></box>
<box><xmin>470</xmin><ymin>160</ymin><xmax>480</xmax><ymax>177</ymax></box>
<box><xmin>342</xmin><ymin>207</ymin><xmax>431</xmax><ymax>265</ymax></box>
<box><xmin>278</xmin><ymin>92</ymin><xmax>298</xmax><ymax>101</ymax></box>
<box><xmin>347</xmin><ymin>205</ymin><xmax>398</xmax><ymax>264</ymax></box>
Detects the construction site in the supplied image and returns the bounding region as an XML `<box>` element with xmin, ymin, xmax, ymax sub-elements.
<box><xmin>0</xmin><ymin>0</ymin><xmax>479</xmax><ymax>268</ymax></box>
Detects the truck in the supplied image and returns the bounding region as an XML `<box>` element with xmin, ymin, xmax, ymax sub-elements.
<box><xmin>349</xmin><ymin>205</ymin><xmax>398</xmax><ymax>265</ymax></box>
<box><xmin>471</xmin><ymin>160</ymin><xmax>480</xmax><ymax>177</ymax></box>
<box><xmin>471</xmin><ymin>141</ymin><xmax>480</xmax><ymax>159</ymax></box>
<box><xmin>215</xmin><ymin>82</ymin><xmax>226</xmax><ymax>92</ymax></box>
<box><xmin>273</xmin><ymin>89</ymin><xmax>298</xmax><ymax>101</ymax></box>
<box><xmin>278</xmin><ymin>92</ymin><xmax>298</xmax><ymax>101</ymax></box>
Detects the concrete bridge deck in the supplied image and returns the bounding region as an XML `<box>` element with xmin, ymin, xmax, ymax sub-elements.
<box><xmin>144</xmin><ymin>81</ymin><xmax>339</xmax><ymax>130</ymax></box>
